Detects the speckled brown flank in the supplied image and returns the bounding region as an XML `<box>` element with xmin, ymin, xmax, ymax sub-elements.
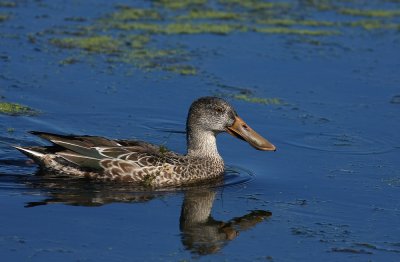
<box><xmin>100</xmin><ymin>159</ymin><xmax>112</xmax><ymax>168</ymax></box>
<box><xmin>122</xmin><ymin>175</ymin><xmax>134</xmax><ymax>182</ymax></box>
<box><xmin>119</xmin><ymin>162</ymin><xmax>133</xmax><ymax>173</ymax></box>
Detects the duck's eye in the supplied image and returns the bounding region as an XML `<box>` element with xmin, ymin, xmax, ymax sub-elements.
<box><xmin>215</xmin><ymin>106</ymin><xmax>224</xmax><ymax>113</ymax></box>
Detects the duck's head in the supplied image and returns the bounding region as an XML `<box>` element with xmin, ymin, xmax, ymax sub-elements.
<box><xmin>187</xmin><ymin>97</ymin><xmax>276</xmax><ymax>151</ymax></box>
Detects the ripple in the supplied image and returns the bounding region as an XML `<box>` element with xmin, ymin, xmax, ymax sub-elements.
<box><xmin>223</xmin><ymin>165</ymin><xmax>254</xmax><ymax>188</ymax></box>
<box><xmin>139</xmin><ymin>118</ymin><xmax>186</xmax><ymax>134</ymax></box>
<box><xmin>285</xmin><ymin>131</ymin><xmax>393</xmax><ymax>155</ymax></box>
<box><xmin>0</xmin><ymin>165</ymin><xmax>254</xmax><ymax>206</ymax></box>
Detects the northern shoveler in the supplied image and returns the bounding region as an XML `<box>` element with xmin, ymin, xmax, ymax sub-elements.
<box><xmin>15</xmin><ymin>97</ymin><xmax>276</xmax><ymax>187</ymax></box>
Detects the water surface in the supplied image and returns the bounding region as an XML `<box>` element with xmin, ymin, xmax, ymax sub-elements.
<box><xmin>1</xmin><ymin>0</ymin><xmax>400</xmax><ymax>261</ymax></box>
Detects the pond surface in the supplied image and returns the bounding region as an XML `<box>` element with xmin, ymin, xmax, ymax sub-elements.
<box><xmin>1</xmin><ymin>0</ymin><xmax>400</xmax><ymax>261</ymax></box>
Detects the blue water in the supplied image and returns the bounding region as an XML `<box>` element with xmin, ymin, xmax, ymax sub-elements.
<box><xmin>1</xmin><ymin>0</ymin><xmax>400</xmax><ymax>261</ymax></box>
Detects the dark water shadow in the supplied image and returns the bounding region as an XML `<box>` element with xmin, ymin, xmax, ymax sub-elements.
<box><xmin>0</xmin><ymin>166</ymin><xmax>270</xmax><ymax>255</ymax></box>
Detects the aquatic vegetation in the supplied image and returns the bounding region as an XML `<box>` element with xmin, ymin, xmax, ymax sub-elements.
<box><xmin>385</xmin><ymin>177</ymin><xmax>400</xmax><ymax>186</ymax></box>
<box><xmin>0</xmin><ymin>1</ymin><xmax>16</xmax><ymax>8</ymax></box>
<box><xmin>300</xmin><ymin>0</ymin><xmax>333</xmax><ymax>11</ymax></box>
<box><xmin>165</xmin><ymin>23</ymin><xmax>241</xmax><ymax>35</ymax></box>
<box><xmin>345</xmin><ymin>20</ymin><xmax>399</xmax><ymax>30</ymax></box>
<box><xmin>163</xmin><ymin>65</ymin><xmax>197</xmax><ymax>75</ymax></box>
<box><xmin>129</xmin><ymin>48</ymin><xmax>182</xmax><ymax>60</ymax></box>
<box><xmin>120</xmin><ymin>48</ymin><xmax>190</xmax><ymax>70</ymax></box>
<box><xmin>59</xmin><ymin>57</ymin><xmax>79</xmax><ymax>65</ymax></box>
<box><xmin>255</xmin><ymin>27</ymin><xmax>339</xmax><ymax>36</ymax></box>
<box><xmin>64</xmin><ymin>17</ymin><xmax>87</xmax><ymax>22</ymax></box>
<box><xmin>158</xmin><ymin>145</ymin><xmax>169</xmax><ymax>154</ymax></box>
<box><xmin>219</xmin><ymin>0</ymin><xmax>290</xmax><ymax>11</ymax></box>
<box><xmin>214</xmin><ymin>83</ymin><xmax>284</xmax><ymax>105</ymax></box>
<box><xmin>124</xmin><ymin>34</ymin><xmax>151</xmax><ymax>49</ymax></box>
<box><xmin>111</xmin><ymin>22</ymin><xmax>163</xmax><ymax>33</ymax></box>
<box><xmin>154</xmin><ymin>0</ymin><xmax>207</xmax><ymax>10</ymax></box>
<box><xmin>37</xmin><ymin>0</ymin><xmax>400</xmax><ymax>77</ymax></box>
<box><xmin>176</xmin><ymin>10</ymin><xmax>240</xmax><ymax>20</ymax></box>
<box><xmin>142</xmin><ymin>174</ymin><xmax>156</xmax><ymax>187</ymax></box>
<box><xmin>0</xmin><ymin>102</ymin><xmax>38</xmax><ymax>116</ymax></box>
<box><xmin>0</xmin><ymin>13</ymin><xmax>9</xmax><ymax>22</ymax></box>
<box><xmin>50</xmin><ymin>36</ymin><xmax>120</xmax><ymax>53</ymax></box>
<box><xmin>112</xmin><ymin>22</ymin><xmax>242</xmax><ymax>35</ymax></box>
<box><xmin>109</xmin><ymin>7</ymin><xmax>161</xmax><ymax>21</ymax></box>
<box><xmin>339</xmin><ymin>8</ymin><xmax>400</xmax><ymax>18</ymax></box>
<box><xmin>233</xmin><ymin>94</ymin><xmax>282</xmax><ymax>105</ymax></box>
<box><xmin>257</xmin><ymin>19</ymin><xmax>335</xmax><ymax>27</ymax></box>
<box><xmin>390</xmin><ymin>95</ymin><xmax>400</xmax><ymax>104</ymax></box>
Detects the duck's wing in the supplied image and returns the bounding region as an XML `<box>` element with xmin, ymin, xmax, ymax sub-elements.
<box><xmin>20</xmin><ymin>132</ymin><xmax>178</xmax><ymax>172</ymax></box>
<box><xmin>115</xmin><ymin>139</ymin><xmax>180</xmax><ymax>157</ymax></box>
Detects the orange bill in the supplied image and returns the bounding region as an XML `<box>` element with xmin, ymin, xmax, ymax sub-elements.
<box><xmin>226</xmin><ymin>116</ymin><xmax>276</xmax><ymax>151</ymax></box>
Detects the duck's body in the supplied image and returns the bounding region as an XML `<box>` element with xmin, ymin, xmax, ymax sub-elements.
<box><xmin>15</xmin><ymin>97</ymin><xmax>275</xmax><ymax>187</ymax></box>
<box><xmin>17</xmin><ymin>132</ymin><xmax>225</xmax><ymax>186</ymax></box>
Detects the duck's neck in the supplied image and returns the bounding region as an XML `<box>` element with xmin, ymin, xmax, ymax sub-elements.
<box><xmin>186</xmin><ymin>128</ymin><xmax>222</xmax><ymax>159</ymax></box>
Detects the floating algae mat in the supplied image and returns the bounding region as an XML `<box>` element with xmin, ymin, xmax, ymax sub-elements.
<box><xmin>0</xmin><ymin>102</ymin><xmax>38</xmax><ymax>116</ymax></box>
<box><xmin>20</xmin><ymin>0</ymin><xmax>398</xmax><ymax>77</ymax></box>
<box><xmin>0</xmin><ymin>14</ymin><xmax>10</xmax><ymax>22</ymax></box>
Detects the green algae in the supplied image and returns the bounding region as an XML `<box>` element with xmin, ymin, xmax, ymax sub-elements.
<box><xmin>0</xmin><ymin>1</ymin><xmax>16</xmax><ymax>8</ymax></box>
<box><xmin>165</xmin><ymin>23</ymin><xmax>241</xmax><ymax>35</ymax></box>
<box><xmin>49</xmin><ymin>27</ymin><xmax>197</xmax><ymax>75</ymax></box>
<box><xmin>257</xmin><ymin>19</ymin><xmax>335</xmax><ymax>27</ymax></box>
<box><xmin>155</xmin><ymin>0</ymin><xmax>207</xmax><ymax>10</ymax></box>
<box><xmin>37</xmin><ymin>0</ymin><xmax>400</xmax><ymax>78</ymax></box>
<box><xmin>0</xmin><ymin>102</ymin><xmax>38</xmax><ymax>116</ymax></box>
<box><xmin>110</xmin><ymin>7</ymin><xmax>161</xmax><ymax>21</ymax></box>
<box><xmin>163</xmin><ymin>65</ymin><xmax>197</xmax><ymax>75</ymax></box>
<box><xmin>59</xmin><ymin>57</ymin><xmax>80</xmax><ymax>65</ymax></box>
<box><xmin>0</xmin><ymin>13</ymin><xmax>9</xmax><ymax>22</ymax></box>
<box><xmin>111</xmin><ymin>22</ymin><xmax>163</xmax><ymax>33</ymax></box>
<box><xmin>130</xmin><ymin>49</ymin><xmax>182</xmax><ymax>60</ymax></box>
<box><xmin>50</xmin><ymin>36</ymin><xmax>120</xmax><ymax>53</ymax></box>
<box><xmin>159</xmin><ymin>145</ymin><xmax>169</xmax><ymax>154</ymax></box>
<box><xmin>255</xmin><ymin>27</ymin><xmax>339</xmax><ymax>36</ymax></box>
<box><xmin>219</xmin><ymin>0</ymin><xmax>290</xmax><ymax>10</ymax></box>
<box><xmin>233</xmin><ymin>94</ymin><xmax>282</xmax><ymax>105</ymax></box>
<box><xmin>142</xmin><ymin>174</ymin><xmax>156</xmax><ymax>187</ymax></box>
<box><xmin>345</xmin><ymin>20</ymin><xmax>399</xmax><ymax>30</ymax></box>
<box><xmin>64</xmin><ymin>16</ymin><xmax>87</xmax><ymax>22</ymax></box>
<box><xmin>124</xmin><ymin>34</ymin><xmax>151</xmax><ymax>49</ymax></box>
<box><xmin>176</xmin><ymin>10</ymin><xmax>240</xmax><ymax>20</ymax></box>
<box><xmin>339</xmin><ymin>8</ymin><xmax>400</xmax><ymax>18</ymax></box>
<box><xmin>300</xmin><ymin>0</ymin><xmax>333</xmax><ymax>11</ymax></box>
<box><xmin>112</xmin><ymin>22</ymin><xmax>242</xmax><ymax>35</ymax></box>
<box><xmin>117</xmin><ymin>46</ymin><xmax>198</xmax><ymax>75</ymax></box>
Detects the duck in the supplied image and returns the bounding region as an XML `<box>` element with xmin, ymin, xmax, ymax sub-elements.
<box><xmin>15</xmin><ymin>97</ymin><xmax>276</xmax><ymax>187</ymax></box>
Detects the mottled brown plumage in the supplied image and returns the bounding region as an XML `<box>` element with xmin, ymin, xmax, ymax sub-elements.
<box><xmin>14</xmin><ymin>97</ymin><xmax>275</xmax><ymax>187</ymax></box>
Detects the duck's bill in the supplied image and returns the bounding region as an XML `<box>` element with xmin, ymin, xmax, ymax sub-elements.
<box><xmin>226</xmin><ymin>116</ymin><xmax>276</xmax><ymax>151</ymax></box>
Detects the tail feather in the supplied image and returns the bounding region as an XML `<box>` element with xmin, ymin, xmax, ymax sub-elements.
<box><xmin>57</xmin><ymin>152</ymin><xmax>102</xmax><ymax>169</ymax></box>
<box><xmin>29</xmin><ymin>131</ymin><xmax>117</xmax><ymax>159</ymax></box>
<box><xmin>50</xmin><ymin>140</ymin><xmax>104</xmax><ymax>159</ymax></box>
<box><xmin>14</xmin><ymin>132</ymin><xmax>120</xmax><ymax>171</ymax></box>
<box><xmin>14</xmin><ymin>146</ymin><xmax>45</xmax><ymax>162</ymax></box>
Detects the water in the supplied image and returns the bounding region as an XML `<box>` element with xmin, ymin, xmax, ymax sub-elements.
<box><xmin>1</xmin><ymin>0</ymin><xmax>400</xmax><ymax>261</ymax></box>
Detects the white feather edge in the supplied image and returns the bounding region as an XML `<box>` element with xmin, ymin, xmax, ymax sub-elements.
<box><xmin>13</xmin><ymin>146</ymin><xmax>44</xmax><ymax>158</ymax></box>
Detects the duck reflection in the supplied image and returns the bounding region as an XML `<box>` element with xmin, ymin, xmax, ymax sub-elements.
<box><xmin>180</xmin><ymin>189</ymin><xmax>271</xmax><ymax>254</ymax></box>
<box><xmin>21</xmin><ymin>173</ymin><xmax>271</xmax><ymax>255</ymax></box>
